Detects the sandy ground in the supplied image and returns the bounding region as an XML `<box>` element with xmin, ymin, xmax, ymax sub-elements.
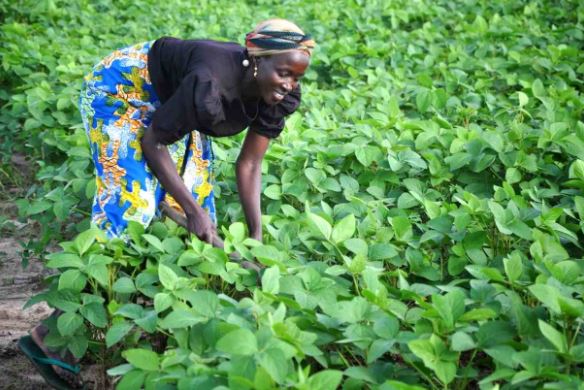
<box><xmin>0</xmin><ymin>154</ymin><xmax>107</xmax><ymax>389</ymax></box>
<box><xmin>0</xmin><ymin>202</ymin><xmax>54</xmax><ymax>389</ymax></box>
<box><xmin>0</xmin><ymin>207</ymin><xmax>109</xmax><ymax>390</ymax></box>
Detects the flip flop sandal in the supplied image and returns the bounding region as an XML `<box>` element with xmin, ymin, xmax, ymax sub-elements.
<box><xmin>18</xmin><ymin>335</ymin><xmax>85</xmax><ymax>390</ymax></box>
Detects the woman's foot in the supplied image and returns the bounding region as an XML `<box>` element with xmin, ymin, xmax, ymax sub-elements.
<box><xmin>30</xmin><ymin>322</ymin><xmax>83</xmax><ymax>388</ymax></box>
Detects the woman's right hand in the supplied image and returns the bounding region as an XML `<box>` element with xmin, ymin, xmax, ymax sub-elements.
<box><xmin>187</xmin><ymin>211</ymin><xmax>219</xmax><ymax>245</ymax></box>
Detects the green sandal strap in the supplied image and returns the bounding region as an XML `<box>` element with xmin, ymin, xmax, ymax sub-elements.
<box><xmin>32</xmin><ymin>356</ymin><xmax>81</xmax><ymax>374</ymax></box>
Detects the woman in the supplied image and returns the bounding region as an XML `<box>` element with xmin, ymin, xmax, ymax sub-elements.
<box><xmin>80</xmin><ymin>18</ymin><xmax>314</xmax><ymax>243</ymax></box>
<box><xmin>21</xmin><ymin>19</ymin><xmax>315</xmax><ymax>388</ymax></box>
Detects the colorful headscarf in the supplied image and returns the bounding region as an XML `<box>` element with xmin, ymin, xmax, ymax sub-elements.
<box><xmin>245</xmin><ymin>19</ymin><xmax>316</xmax><ymax>57</ymax></box>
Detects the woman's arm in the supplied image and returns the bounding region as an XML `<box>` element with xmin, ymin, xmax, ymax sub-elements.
<box><xmin>236</xmin><ymin>131</ymin><xmax>271</xmax><ymax>241</ymax></box>
<box><xmin>141</xmin><ymin>125</ymin><xmax>218</xmax><ymax>244</ymax></box>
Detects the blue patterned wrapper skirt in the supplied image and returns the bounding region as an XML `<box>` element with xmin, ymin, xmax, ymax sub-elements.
<box><xmin>79</xmin><ymin>41</ymin><xmax>216</xmax><ymax>238</ymax></box>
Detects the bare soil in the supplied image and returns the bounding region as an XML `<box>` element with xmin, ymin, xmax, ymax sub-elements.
<box><xmin>0</xmin><ymin>202</ymin><xmax>53</xmax><ymax>389</ymax></box>
<box><xmin>0</xmin><ymin>155</ymin><xmax>105</xmax><ymax>389</ymax></box>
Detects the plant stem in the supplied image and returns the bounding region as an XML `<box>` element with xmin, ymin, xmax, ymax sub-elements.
<box><xmin>353</xmin><ymin>275</ymin><xmax>361</xmax><ymax>296</ymax></box>
<box><xmin>403</xmin><ymin>357</ymin><xmax>441</xmax><ymax>390</ymax></box>
<box><xmin>457</xmin><ymin>349</ymin><xmax>477</xmax><ymax>390</ymax></box>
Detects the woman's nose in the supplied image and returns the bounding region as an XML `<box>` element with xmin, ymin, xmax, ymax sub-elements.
<box><xmin>282</xmin><ymin>80</ymin><xmax>293</xmax><ymax>92</ymax></box>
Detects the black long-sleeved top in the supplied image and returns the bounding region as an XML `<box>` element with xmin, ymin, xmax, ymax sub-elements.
<box><xmin>147</xmin><ymin>37</ymin><xmax>301</xmax><ymax>144</ymax></box>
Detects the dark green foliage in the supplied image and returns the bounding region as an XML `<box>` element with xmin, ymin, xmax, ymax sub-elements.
<box><xmin>3</xmin><ymin>0</ymin><xmax>584</xmax><ymax>388</ymax></box>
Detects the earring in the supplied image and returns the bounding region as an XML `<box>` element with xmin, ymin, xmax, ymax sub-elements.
<box><xmin>253</xmin><ymin>62</ymin><xmax>258</xmax><ymax>78</ymax></box>
<box><xmin>242</xmin><ymin>59</ymin><xmax>249</xmax><ymax>67</ymax></box>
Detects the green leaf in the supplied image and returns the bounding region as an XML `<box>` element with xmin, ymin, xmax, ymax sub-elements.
<box><xmin>571</xmin><ymin>343</ymin><xmax>584</xmax><ymax>362</ymax></box>
<box><xmin>445</xmin><ymin>152</ymin><xmax>472</xmax><ymax>171</ymax></box>
<box><xmin>46</xmin><ymin>253</ymin><xmax>84</xmax><ymax>269</ymax></box>
<box><xmin>306</xmin><ymin>370</ymin><xmax>343</xmax><ymax>390</ymax></box>
<box><xmin>135</xmin><ymin>310</ymin><xmax>157</xmax><ymax>333</ymax></box>
<box><xmin>550</xmin><ymin>261</ymin><xmax>580</xmax><ymax>285</ymax></box>
<box><xmin>258</xmin><ymin>348</ymin><xmax>288</xmax><ymax>384</ymax></box>
<box><xmin>538</xmin><ymin>320</ymin><xmax>567</xmax><ymax>353</ymax></box>
<box><xmin>229</xmin><ymin>222</ymin><xmax>246</xmax><ymax>242</ymax></box>
<box><xmin>569</xmin><ymin>160</ymin><xmax>584</xmax><ymax>181</ymax></box>
<box><xmin>106</xmin><ymin>364</ymin><xmax>134</xmax><ymax>377</ymax></box>
<box><xmin>305</xmin><ymin>167</ymin><xmax>326</xmax><ymax>185</ymax></box>
<box><xmin>162</xmin><ymin>237</ymin><xmax>184</xmax><ymax>254</ymax></box>
<box><xmin>123</xmin><ymin>348</ymin><xmax>159</xmax><ymax>371</ymax></box>
<box><xmin>177</xmin><ymin>250</ymin><xmax>202</xmax><ymax>266</ymax></box>
<box><xmin>57</xmin><ymin>312</ymin><xmax>83</xmax><ymax>336</ymax></box>
<box><xmin>531</xmin><ymin>79</ymin><xmax>545</xmax><ymax>98</ymax></box>
<box><xmin>373</xmin><ymin>314</ymin><xmax>399</xmax><ymax>339</ymax></box>
<box><xmin>113</xmin><ymin>277</ymin><xmax>136</xmax><ymax>294</ymax></box>
<box><xmin>434</xmin><ymin>361</ymin><xmax>457</xmax><ymax>385</ymax></box>
<box><xmin>574</xmin><ymin>197</ymin><xmax>584</xmax><ymax>219</ymax></box>
<box><xmin>26</xmin><ymin>200</ymin><xmax>52</xmax><ymax>216</ymax></box>
<box><xmin>503</xmin><ymin>251</ymin><xmax>523</xmax><ymax>283</ymax></box>
<box><xmin>517</xmin><ymin>91</ymin><xmax>529</xmax><ymax>107</ymax></box>
<box><xmin>84</xmin><ymin>263</ymin><xmax>109</xmax><ymax>287</ymax></box>
<box><xmin>391</xmin><ymin>216</ymin><xmax>412</xmax><ymax>241</ymax></box>
<box><xmin>115</xmin><ymin>304</ymin><xmax>144</xmax><ymax>320</ymax></box>
<box><xmin>330</xmin><ymin>297</ymin><xmax>370</xmax><ymax>324</ymax></box>
<box><xmin>159</xmin><ymin>309</ymin><xmax>202</xmax><ymax>329</ymax></box>
<box><xmin>432</xmin><ymin>290</ymin><xmax>465</xmax><ymax>329</ymax></box>
<box><xmin>127</xmin><ymin>221</ymin><xmax>145</xmax><ymax>244</ymax></box>
<box><xmin>154</xmin><ymin>292</ymin><xmax>173</xmax><ymax>313</ymax></box>
<box><xmin>528</xmin><ymin>284</ymin><xmax>561</xmax><ymax>314</ymax></box>
<box><xmin>356</xmin><ymin>146</ymin><xmax>380</xmax><ymax>167</ymax></box>
<box><xmin>251</xmin><ymin>245</ymin><xmax>283</xmax><ymax>264</ymax></box>
<box><xmin>367</xmin><ymin>339</ymin><xmax>393</xmax><ymax>363</ymax></box>
<box><xmin>264</xmin><ymin>184</ymin><xmax>282</xmax><ymax>200</ymax></box>
<box><xmin>188</xmin><ymin>290</ymin><xmax>219</xmax><ymax>318</ymax></box>
<box><xmin>307</xmin><ymin>212</ymin><xmax>332</xmax><ymax>240</ymax></box>
<box><xmin>58</xmin><ymin>270</ymin><xmax>87</xmax><ymax>292</ymax></box>
<box><xmin>409</xmin><ymin>335</ymin><xmax>457</xmax><ymax>385</ymax></box>
<box><xmin>379</xmin><ymin>380</ymin><xmax>425</xmax><ymax>390</ymax></box>
<box><xmin>465</xmin><ymin>265</ymin><xmax>505</xmax><ymax>282</ymax></box>
<box><xmin>80</xmin><ymin>302</ymin><xmax>108</xmax><ymax>328</ymax></box>
<box><xmin>505</xmin><ymin>167</ymin><xmax>522</xmax><ymax>184</ymax></box>
<box><xmin>68</xmin><ymin>336</ymin><xmax>88</xmax><ymax>359</ymax></box>
<box><xmin>459</xmin><ymin>308</ymin><xmax>497</xmax><ymax>322</ymax></box>
<box><xmin>331</xmin><ymin>213</ymin><xmax>356</xmax><ymax>244</ymax></box>
<box><xmin>106</xmin><ymin>322</ymin><xmax>134</xmax><ymax>348</ymax></box>
<box><xmin>451</xmin><ymin>332</ymin><xmax>475</xmax><ymax>351</ymax></box>
<box><xmin>557</xmin><ymin>296</ymin><xmax>584</xmax><ymax>318</ymax></box>
<box><xmin>344</xmin><ymin>238</ymin><xmax>368</xmax><ymax>256</ymax></box>
<box><xmin>74</xmin><ymin>229</ymin><xmax>99</xmax><ymax>256</ymax></box>
<box><xmin>416</xmin><ymin>89</ymin><xmax>432</xmax><ymax>112</ymax></box>
<box><xmin>158</xmin><ymin>263</ymin><xmax>178</xmax><ymax>290</ymax></box>
<box><xmin>216</xmin><ymin>328</ymin><xmax>258</xmax><ymax>356</ymax></box>
<box><xmin>142</xmin><ymin>234</ymin><xmax>164</xmax><ymax>252</ymax></box>
<box><xmin>477</xmin><ymin>321</ymin><xmax>515</xmax><ymax>348</ymax></box>
<box><xmin>409</xmin><ymin>337</ymin><xmax>434</xmax><ymax>364</ymax></box>
<box><xmin>261</xmin><ymin>266</ymin><xmax>280</xmax><ymax>294</ymax></box>
<box><xmin>484</xmin><ymin>346</ymin><xmax>517</xmax><ymax>368</ymax></box>
<box><xmin>117</xmin><ymin>370</ymin><xmax>145</xmax><ymax>390</ymax></box>
<box><xmin>369</xmin><ymin>243</ymin><xmax>398</xmax><ymax>260</ymax></box>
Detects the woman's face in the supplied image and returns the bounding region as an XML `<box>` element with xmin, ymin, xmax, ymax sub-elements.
<box><xmin>255</xmin><ymin>50</ymin><xmax>310</xmax><ymax>105</ymax></box>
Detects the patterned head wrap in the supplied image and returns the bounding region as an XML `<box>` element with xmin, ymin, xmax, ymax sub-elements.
<box><xmin>245</xmin><ymin>19</ymin><xmax>316</xmax><ymax>57</ymax></box>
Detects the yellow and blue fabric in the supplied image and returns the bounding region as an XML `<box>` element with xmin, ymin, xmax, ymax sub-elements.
<box><xmin>79</xmin><ymin>41</ymin><xmax>216</xmax><ymax>238</ymax></box>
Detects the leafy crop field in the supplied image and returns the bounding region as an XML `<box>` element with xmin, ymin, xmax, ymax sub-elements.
<box><xmin>1</xmin><ymin>0</ymin><xmax>584</xmax><ymax>388</ymax></box>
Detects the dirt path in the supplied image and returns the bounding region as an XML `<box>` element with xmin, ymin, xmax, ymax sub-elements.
<box><xmin>0</xmin><ymin>208</ymin><xmax>109</xmax><ymax>390</ymax></box>
<box><xmin>0</xmin><ymin>204</ymin><xmax>53</xmax><ymax>389</ymax></box>
<box><xmin>0</xmin><ymin>154</ymin><xmax>107</xmax><ymax>389</ymax></box>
